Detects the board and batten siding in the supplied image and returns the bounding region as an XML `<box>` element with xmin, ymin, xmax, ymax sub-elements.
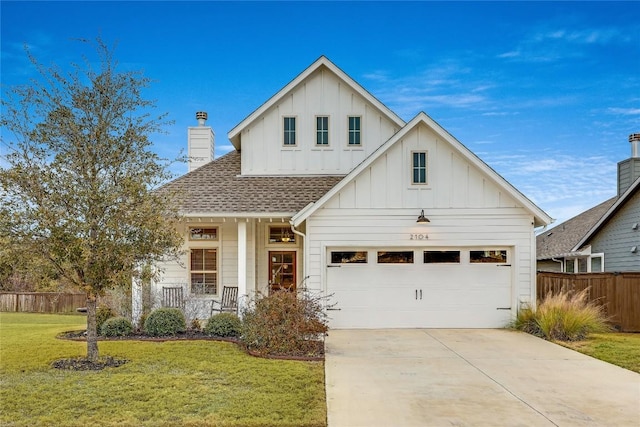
<box><xmin>240</xmin><ymin>67</ymin><xmax>400</xmax><ymax>176</ymax></box>
<box><xmin>589</xmin><ymin>192</ymin><xmax>640</xmax><ymax>271</ymax></box>
<box><xmin>303</xmin><ymin>121</ymin><xmax>537</xmax><ymax>309</ymax></box>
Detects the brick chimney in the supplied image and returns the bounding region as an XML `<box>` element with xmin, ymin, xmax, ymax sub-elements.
<box><xmin>188</xmin><ymin>112</ymin><xmax>215</xmax><ymax>173</ymax></box>
<box><xmin>617</xmin><ymin>133</ymin><xmax>640</xmax><ymax>196</ymax></box>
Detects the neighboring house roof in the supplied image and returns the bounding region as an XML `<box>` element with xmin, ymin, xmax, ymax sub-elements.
<box><xmin>292</xmin><ymin>112</ymin><xmax>553</xmax><ymax>227</ymax></box>
<box><xmin>573</xmin><ymin>176</ymin><xmax>640</xmax><ymax>251</ymax></box>
<box><xmin>536</xmin><ymin>196</ymin><xmax>617</xmax><ymax>260</ymax></box>
<box><xmin>227</xmin><ymin>56</ymin><xmax>406</xmax><ymax>150</ymax></box>
<box><xmin>161</xmin><ymin>151</ymin><xmax>344</xmax><ymax>217</ymax></box>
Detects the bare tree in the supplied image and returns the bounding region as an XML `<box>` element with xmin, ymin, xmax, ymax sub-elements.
<box><xmin>0</xmin><ymin>38</ymin><xmax>183</xmax><ymax>361</ymax></box>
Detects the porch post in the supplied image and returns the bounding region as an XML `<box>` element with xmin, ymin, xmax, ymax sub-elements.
<box><xmin>237</xmin><ymin>220</ymin><xmax>247</xmax><ymax>310</ymax></box>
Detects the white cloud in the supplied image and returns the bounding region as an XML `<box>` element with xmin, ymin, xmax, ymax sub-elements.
<box><xmin>607</xmin><ymin>107</ymin><xmax>640</xmax><ymax>116</ymax></box>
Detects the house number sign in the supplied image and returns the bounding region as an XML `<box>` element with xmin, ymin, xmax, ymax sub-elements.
<box><xmin>409</xmin><ymin>233</ymin><xmax>429</xmax><ymax>240</ymax></box>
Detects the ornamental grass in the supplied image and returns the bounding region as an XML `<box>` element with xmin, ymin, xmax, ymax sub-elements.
<box><xmin>514</xmin><ymin>288</ymin><xmax>611</xmax><ymax>341</ymax></box>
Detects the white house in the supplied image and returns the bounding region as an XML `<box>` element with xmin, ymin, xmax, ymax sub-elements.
<box><xmin>133</xmin><ymin>56</ymin><xmax>552</xmax><ymax>328</ymax></box>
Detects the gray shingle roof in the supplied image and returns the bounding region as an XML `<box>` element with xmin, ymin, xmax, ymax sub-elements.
<box><xmin>161</xmin><ymin>151</ymin><xmax>344</xmax><ymax>215</ymax></box>
<box><xmin>536</xmin><ymin>197</ymin><xmax>617</xmax><ymax>260</ymax></box>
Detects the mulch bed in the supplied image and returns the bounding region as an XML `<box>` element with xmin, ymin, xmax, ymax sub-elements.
<box><xmin>52</xmin><ymin>356</ymin><xmax>129</xmax><ymax>371</ymax></box>
<box><xmin>56</xmin><ymin>330</ymin><xmax>325</xmax><ymax>367</ymax></box>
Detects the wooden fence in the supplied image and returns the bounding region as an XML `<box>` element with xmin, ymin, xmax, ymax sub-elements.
<box><xmin>0</xmin><ymin>292</ymin><xmax>87</xmax><ymax>314</ymax></box>
<box><xmin>537</xmin><ymin>272</ymin><xmax>640</xmax><ymax>332</ymax></box>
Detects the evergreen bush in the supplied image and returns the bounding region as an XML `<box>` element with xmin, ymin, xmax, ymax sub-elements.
<box><xmin>205</xmin><ymin>313</ymin><xmax>242</xmax><ymax>337</ymax></box>
<box><xmin>100</xmin><ymin>316</ymin><xmax>133</xmax><ymax>337</ymax></box>
<box><xmin>96</xmin><ymin>305</ymin><xmax>116</xmax><ymax>336</ymax></box>
<box><xmin>143</xmin><ymin>308</ymin><xmax>186</xmax><ymax>336</ymax></box>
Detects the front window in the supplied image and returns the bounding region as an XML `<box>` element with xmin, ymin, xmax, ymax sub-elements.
<box><xmin>348</xmin><ymin>116</ymin><xmax>361</xmax><ymax>145</ymax></box>
<box><xmin>316</xmin><ymin>116</ymin><xmax>329</xmax><ymax>145</ymax></box>
<box><xmin>412</xmin><ymin>151</ymin><xmax>427</xmax><ymax>184</ymax></box>
<box><xmin>190</xmin><ymin>249</ymin><xmax>217</xmax><ymax>295</ymax></box>
<box><xmin>284</xmin><ymin>117</ymin><xmax>296</xmax><ymax>146</ymax></box>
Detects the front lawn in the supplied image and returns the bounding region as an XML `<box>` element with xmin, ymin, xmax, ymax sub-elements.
<box><xmin>0</xmin><ymin>312</ymin><xmax>326</xmax><ymax>427</ymax></box>
<box><xmin>556</xmin><ymin>332</ymin><xmax>640</xmax><ymax>374</ymax></box>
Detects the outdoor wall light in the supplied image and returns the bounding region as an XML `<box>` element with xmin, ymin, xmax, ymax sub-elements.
<box><xmin>417</xmin><ymin>210</ymin><xmax>430</xmax><ymax>223</ymax></box>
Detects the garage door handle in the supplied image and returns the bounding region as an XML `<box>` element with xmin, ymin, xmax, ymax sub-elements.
<box><xmin>496</xmin><ymin>307</ymin><xmax>511</xmax><ymax>310</ymax></box>
<box><xmin>327</xmin><ymin>307</ymin><xmax>342</xmax><ymax>311</ymax></box>
<box><xmin>327</xmin><ymin>265</ymin><xmax>341</xmax><ymax>268</ymax></box>
<box><xmin>420</xmin><ymin>289</ymin><xmax>422</xmax><ymax>300</ymax></box>
<box><xmin>497</xmin><ymin>264</ymin><xmax>511</xmax><ymax>267</ymax></box>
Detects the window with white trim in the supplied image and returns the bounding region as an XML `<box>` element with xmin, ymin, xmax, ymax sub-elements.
<box><xmin>316</xmin><ymin>116</ymin><xmax>329</xmax><ymax>145</ymax></box>
<box><xmin>348</xmin><ymin>116</ymin><xmax>361</xmax><ymax>145</ymax></box>
<box><xmin>284</xmin><ymin>117</ymin><xmax>296</xmax><ymax>146</ymax></box>
<box><xmin>190</xmin><ymin>248</ymin><xmax>217</xmax><ymax>295</ymax></box>
<box><xmin>412</xmin><ymin>151</ymin><xmax>427</xmax><ymax>184</ymax></box>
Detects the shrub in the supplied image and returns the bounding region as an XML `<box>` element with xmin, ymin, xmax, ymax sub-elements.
<box><xmin>190</xmin><ymin>318</ymin><xmax>202</xmax><ymax>331</ymax></box>
<box><xmin>242</xmin><ymin>289</ymin><xmax>329</xmax><ymax>357</ymax></box>
<box><xmin>100</xmin><ymin>316</ymin><xmax>133</xmax><ymax>337</ymax></box>
<box><xmin>143</xmin><ymin>308</ymin><xmax>186</xmax><ymax>336</ymax></box>
<box><xmin>514</xmin><ymin>288</ymin><xmax>610</xmax><ymax>341</ymax></box>
<box><xmin>96</xmin><ymin>305</ymin><xmax>116</xmax><ymax>336</ymax></box>
<box><xmin>205</xmin><ymin>313</ymin><xmax>242</xmax><ymax>337</ymax></box>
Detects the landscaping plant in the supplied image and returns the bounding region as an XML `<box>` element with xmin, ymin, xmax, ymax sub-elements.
<box><xmin>0</xmin><ymin>37</ymin><xmax>183</xmax><ymax>361</ymax></box>
<box><xmin>143</xmin><ymin>307</ymin><xmax>186</xmax><ymax>336</ymax></box>
<box><xmin>205</xmin><ymin>312</ymin><xmax>242</xmax><ymax>337</ymax></box>
<box><xmin>242</xmin><ymin>289</ymin><xmax>328</xmax><ymax>357</ymax></box>
<box><xmin>95</xmin><ymin>305</ymin><xmax>116</xmax><ymax>335</ymax></box>
<box><xmin>514</xmin><ymin>288</ymin><xmax>610</xmax><ymax>341</ymax></box>
<box><xmin>100</xmin><ymin>316</ymin><xmax>133</xmax><ymax>337</ymax></box>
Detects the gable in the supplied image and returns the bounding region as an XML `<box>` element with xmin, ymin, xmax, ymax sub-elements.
<box><xmin>293</xmin><ymin>112</ymin><xmax>551</xmax><ymax>227</ymax></box>
<box><xmin>228</xmin><ymin>57</ymin><xmax>405</xmax><ymax>176</ymax></box>
<box><xmin>574</xmin><ymin>177</ymin><xmax>640</xmax><ymax>251</ymax></box>
<box><xmin>322</xmin><ymin>121</ymin><xmax>520</xmax><ymax>210</ymax></box>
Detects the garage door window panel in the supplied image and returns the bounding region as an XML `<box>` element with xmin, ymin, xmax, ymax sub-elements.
<box><xmin>377</xmin><ymin>251</ymin><xmax>414</xmax><ymax>264</ymax></box>
<box><xmin>331</xmin><ymin>251</ymin><xmax>368</xmax><ymax>264</ymax></box>
<box><xmin>470</xmin><ymin>250</ymin><xmax>508</xmax><ymax>263</ymax></box>
<box><xmin>424</xmin><ymin>251</ymin><xmax>460</xmax><ymax>263</ymax></box>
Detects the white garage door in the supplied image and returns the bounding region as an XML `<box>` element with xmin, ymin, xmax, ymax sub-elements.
<box><xmin>326</xmin><ymin>248</ymin><xmax>512</xmax><ymax>328</ymax></box>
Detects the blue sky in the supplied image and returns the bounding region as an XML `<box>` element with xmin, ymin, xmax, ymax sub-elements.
<box><xmin>1</xmin><ymin>1</ymin><xmax>639</xmax><ymax>226</ymax></box>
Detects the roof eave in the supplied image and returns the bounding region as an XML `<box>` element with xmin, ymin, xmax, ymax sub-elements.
<box><xmin>572</xmin><ymin>176</ymin><xmax>640</xmax><ymax>250</ymax></box>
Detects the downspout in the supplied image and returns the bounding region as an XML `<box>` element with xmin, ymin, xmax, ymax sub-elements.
<box><xmin>289</xmin><ymin>221</ymin><xmax>309</xmax><ymax>290</ymax></box>
<box><xmin>551</xmin><ymin>258</ymin><xmax>564</xmax><ymax>272</ymax></box>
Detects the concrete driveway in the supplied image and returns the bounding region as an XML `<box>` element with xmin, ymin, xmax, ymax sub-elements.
<box><xmin>325</xmin><ymin>329</ymin><xmax>640</xmax><ymax>426</ymax></box>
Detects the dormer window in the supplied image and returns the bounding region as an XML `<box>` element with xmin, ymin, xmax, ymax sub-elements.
<box><xmin>412</xmin><ymin>151</ymin><xmax>427</xmax><ymax>184</ymax></box>
<box><xmin>316</xmin><ymin>116</ymin><xmax>329</xmax><ymax>145</ymax></box>
<box><xmin>348</xmin><ymin>116</ymin><xmax>361</xmax><ymax>146</ymax></box>
<box><xmin>283</xmin><ymin>117</ymin><xmax>296</xmax><ymax>146</ymax></box>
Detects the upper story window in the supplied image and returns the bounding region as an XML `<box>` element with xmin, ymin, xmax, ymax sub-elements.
<box><xmin>348</xmin><ymin>116</ymin><xmax>361</xmax><ymax>146</ymax></box>
<box><xmin>283</xmin><ymin>117</ymin><xmax>296</xmax><ymax>146</ymax></box>
<box><xmin>412</xmin><ymin>151</ymin><xmax>427</xmax><ymax>184</ymax></box>
<box><xmin>189</xmin><ymin>227</ymin><xmax>218</xmax><ymax>241</ymax></box>
<box><xmin>316</xmin><ymin>116</ymin><xmax>329</xmax><ymax>145</ymax></box>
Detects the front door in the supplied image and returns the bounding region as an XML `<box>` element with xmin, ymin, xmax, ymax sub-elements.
<box><xmin>269</xmin><ymin>251</ymin><xmax>296</xmax><ymax>293</ymax></box>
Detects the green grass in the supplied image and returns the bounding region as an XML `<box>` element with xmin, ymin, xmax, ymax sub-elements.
<box><xmin>0</xmin><ymin>312</ymin><xmax>326</xmax><ymax>426</ymax></box>
<box><xmin>557</xmin><ymin>332</ymin><xmax>640</xmax><ymax>374</ymax></box>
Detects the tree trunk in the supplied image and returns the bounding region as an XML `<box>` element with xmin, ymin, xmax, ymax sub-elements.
<box><xmin>86</xmin><ymin>294</ymin><xmax>99</xmax><ymax>361</ymax></box>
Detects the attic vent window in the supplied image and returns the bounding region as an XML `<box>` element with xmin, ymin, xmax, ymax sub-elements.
<box><xmin>412</xmin><ymin>151</ymin><xmax>428</xmax><ymax>184</ymax></box>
